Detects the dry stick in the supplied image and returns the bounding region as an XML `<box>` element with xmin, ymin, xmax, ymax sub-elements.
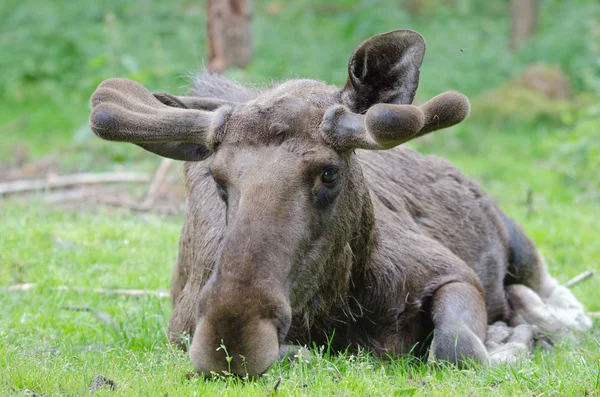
<box><xmin>564</xmin><ymin>270</ymin><xmax>594</xmax><ymax>288</ymax></box>
<box><xmin>91</xmin><ymin>193</ymin><xmax>152</xmax><ymax>212</ymax></box>
<box><xmin>40</xmin><ymin>188</ymin><xmax>158</xmax><ymax>212</ymax></box>
<box><xmin>139</xmin><ymin>158</ymin><xmax>174</xmax><ymax>209</ymax></box>
<box><xmin>42</xmin><ymin>187</ymin><xmax>100</xmax><ymax>204</ymax></box>
<box><xmin>62</xmin><ymin>306</ymin><xmax>118</xmax><ymax>329</ymax></box>
<box><xmin>55</xmin><ymin>285</ymin><xmax>170</xmax><ymax>298</ymax></box>
<box><xmin>56</xmin><ymin>159</ymin><xmax>176</xmax><ymax>211</ymax></box>
<box><xmin>29</xmin><ymin>343</ymin><xmax>109</xmax><ymax>355</ymax></box>
<box><xmin>273</xmin><ymin>377</ymin><xmax>282</xmax><ymax>392</ymax></box>
<box><xmin>0</xmin><ymin>158</ymin><xmax>56</xmax><ymax>181</ymax></box>
<box><xmin>0</xmin><ymin>172</ymin><xmax>151</xmax><ymax>195</ymax></box>
<box><xmin>6</xmin><ymin>283</ymin><xmax>169</xmax><ymax>298</ymax></box>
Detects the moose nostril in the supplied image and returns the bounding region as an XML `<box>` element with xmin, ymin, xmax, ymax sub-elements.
<box><xmin>190</xmin><ymin>315</ymin><xmax>282</xmax><ymax>376</ymax></box>
<box><xmin>275</xmin><ymin>312</ymin><xmax>292</xmax><ymax>343</ymax></box>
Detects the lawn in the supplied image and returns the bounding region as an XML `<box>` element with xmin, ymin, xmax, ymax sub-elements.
<box><xmin>1</xmin><ymin>0</ymin><xmax>600</xmax><ymax>395</ymax></box>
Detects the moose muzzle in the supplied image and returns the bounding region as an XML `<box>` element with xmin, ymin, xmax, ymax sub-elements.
<box><xmin>189</xmin><ymin>278</ymin><xmax>292</xmax><ymax>377</ymax></box>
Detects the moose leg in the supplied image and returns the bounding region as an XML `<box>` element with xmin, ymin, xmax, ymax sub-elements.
<box><xmin>429</xmin><ymin>282</ymin><xmax>489</xmax><ymax>367</ymax></box>
<box><xmin>485</xmin><ymin>322</ymin><xmax>539</xmax><ymax>365</ymax></box>
<box><xmin>484</xmin><ymin>283</ymin><xmax>571</xmax><ymax>365</ymax></box>
<box><xmin>507</xmin><ymin>255</ymin><xmax>591</xmax><ymax>332</ymax></box>
<box><xmin>534</xmin><ymin>259</ymin><xmax>592</xmax><ymax>331</ymax></box>
<box><xmin>506</xmin><ymin>284</ymin><xmax>564</xmax><ymax>337</ymax></box>
<box><xmin>502</xmin><ymin>215</ymin><xmax>591</xmax><ymax>331</ymax></box>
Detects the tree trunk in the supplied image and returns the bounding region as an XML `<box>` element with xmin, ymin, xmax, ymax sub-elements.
<box><xmin>510</xmin><ymin>0</ymin><xmax>538</xmax><ymax>52</ymax></box>
<box><xmin>207</xmin><ymin>0</ymin><xmax>252</xmax><ymax>73</ymax></box>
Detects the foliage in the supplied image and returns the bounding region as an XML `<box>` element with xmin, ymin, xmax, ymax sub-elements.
<box><xmin>1</xmin><ymin>0</ymin><xmax>600</xmax><ymax>102</ymax></box>
<box><xmin>544</xmin><ymin>16</ymin><xmax>600</xmax><ymax>200</ymax></box>
<box><xmin>1</xmin><ymin>0</ymin><xmax>598</xmax><ymax>164</ymax></box>
<box><xmin>549</xmin><ymin>102</ymin><xmax>600</xmax><ymax>199</ymax></box>
<box><xmin>470</xmin><ymin>84</ymin><xmax>572</xmax><ymax>129</ymax></box>
<box><xmin>1</xmin><ymin>196</ymin><xmax>599</xmax><ymax>395</ymax></box>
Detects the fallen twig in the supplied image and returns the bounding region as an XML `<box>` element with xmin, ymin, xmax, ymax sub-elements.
<box><xmin>41</xmin><ymin>187</ymin><xmax>100</xmax><ymax>204</ymax></box>
<box><xmin>267</xmin><ymin>377</ymin><xmax>282</xmax><ymax>394</ymax></box>
<box><xmin>91</xmin><ymin>193</ymin><xmax>157</xmax><ymax>212</ymax></box>
<box><xmin>564</xmin><ymin>270</ymin><xmax>594</xmax><ymax>288</ymax></box>
<box><xmin>0</xmin><ymin>172</ymin><xmax>151</xmax><ymax>195</ymax></box>
<box><xmin>140</xmin><ymin>158</ymin><xmax>174</xmax><ymax>209</ymax></box>
<box><xmin>62</xmin><ymin>305</ymin><xmax>118</xmax><ymax>329</ymax></box>
<box><xmin>36</xmin><ymin>187</ymin><xmax>175</xmax><ymax>213</ymax></box>
<box><xmin>29</xmin><ymin>343</ymin><xmax>109</xmax><ymax>355</ymax></box>
<box><xmin>6</xmin><ymin>283</ymin><xmax>169</xmax><ymax>298</ymax></box>
<box><xmin>587</xmin><ymin>312</ymin><xmax>600</xmax><ymax>318</ymax></box>
<box><xmin>0</xmin><ymin>158</ymin><xmax>56</xmax><ymax>181</ymax></box>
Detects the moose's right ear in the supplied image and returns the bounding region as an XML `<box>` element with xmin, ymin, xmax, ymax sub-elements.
<box><xmin>341</xmin><ymin>30</ymin><xmax>426</xmax><ymax>113</ymax></box>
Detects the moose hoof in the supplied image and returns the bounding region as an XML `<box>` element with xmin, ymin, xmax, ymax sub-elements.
<box><xmin>487</xmin><ymin>324</ymin><xmax>537</xmax><ymax>366</ymax></box>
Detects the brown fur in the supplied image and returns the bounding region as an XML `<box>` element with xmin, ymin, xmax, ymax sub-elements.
<box><xmin>166</xmin><ymin>74</ymin><xmax>543</xmax><ymax>372</ymax></box>
<box><xmin>89</xmin><ymin>30</ymin><xmax>590</xmax><ymax>376</ymax></box>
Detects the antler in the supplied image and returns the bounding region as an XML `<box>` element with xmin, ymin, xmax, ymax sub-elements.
<box><xmin>89</xmin><ymin>79</ymin><xmax>231</xmax><ymax>159</ymax></box>
<box><xmin>321</xmin><ymin>91</ymin><xmax>470</xmax><ymax>150</ymax></box>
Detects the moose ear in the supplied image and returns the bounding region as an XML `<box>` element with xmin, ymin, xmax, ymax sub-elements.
<box><xmin>341</xmin><ymin>30</ymin><xmax>426</xmax><ymax>113</ymax></box>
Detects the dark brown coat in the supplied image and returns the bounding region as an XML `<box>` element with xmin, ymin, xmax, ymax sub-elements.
<box><xmin>89</xmin><ymin>30</ymin><xmax>590</xmax><ymax>376</ymax></box>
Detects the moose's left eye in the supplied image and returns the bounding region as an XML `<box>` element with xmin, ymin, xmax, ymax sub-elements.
<box><xmin>321</xmin><ymin>167</ymin><xmax>339</xmax><ymax>184</ymax></box>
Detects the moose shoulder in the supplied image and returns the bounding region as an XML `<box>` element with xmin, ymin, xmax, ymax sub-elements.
<box><xmin>89</xmin><ymin>30</ymin><xmax>591</xmax><ymax>376</ymax></box>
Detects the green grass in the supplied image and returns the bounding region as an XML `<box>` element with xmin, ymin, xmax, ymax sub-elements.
<box><xmin>1</xmin><ymin>0</ymin><xmax>600</xmax><ymax>395</ymax></box>
<box><xmin>1</xmin><ymin>124</ymin><xmax>599</xmax><ymax>395</ymax></box>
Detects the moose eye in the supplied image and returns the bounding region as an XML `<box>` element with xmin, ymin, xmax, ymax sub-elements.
<box><xmin>321</xmin><ymin>167</ymin><xmax>339</xmax><ymax>184</ymax></box>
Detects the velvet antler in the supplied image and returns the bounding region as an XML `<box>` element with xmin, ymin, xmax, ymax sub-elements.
<box><xmin>321</xmin><ymin>91</ymin><xmax>470</xmax><ymax>150</ymax></box>
<box><xmin>89</xmin><ymin>78</ymin><xmax>231</xmax><ymax>160</ymax></box>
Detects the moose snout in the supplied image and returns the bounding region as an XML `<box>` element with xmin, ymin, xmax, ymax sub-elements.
<box><xmin>189</xmin><ymin>285</ymin><xmax>292</xmax><ymax>377</ymax></box>
<box><xmin>190</xmin><ymin>317</ymin><xmax>281</xmax><ymax>376</ymax></box>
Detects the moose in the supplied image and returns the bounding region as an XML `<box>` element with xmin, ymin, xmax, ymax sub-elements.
<box><xmin>89</xmin><ymin>30</ymin><xmax>591</xmax><ymax>376</ymax></box>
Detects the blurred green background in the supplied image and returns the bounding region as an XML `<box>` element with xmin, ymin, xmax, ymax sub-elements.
<box><xmin>1</xmin><ymin>1</ymin><xmax>600</xmax><ymax>395</ymax></box>
<box><xmin>1</xmin><ymin>0</ymin><xmax>599</xmax><ymax>178</ymax></box>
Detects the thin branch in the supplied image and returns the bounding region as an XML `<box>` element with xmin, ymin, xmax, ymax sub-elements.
<box><xmin>38</xmin><ymin>188</ymin><xmax>175</xmax><ymax>213</ymax></box>
<box><xmin>0</xmin><ymin>158</ymin><xmax>56</xmax><ymax>181</ymax></box>
<box><xmin>0</xmin><ymin>172</ymin><xmax>151</xmax><ymax>195</ymax></box>
<box><xmin>62</xmin><ymin>305</ymin><xmax>118</xmax><ymax>329</ymax></box>
<box><xmin>139</xmin><ymin>158</ymin><xmax>174</xmax><ymax>209</ymax></box>
<box><xmin>91</xmin><ymin>194</ymin><xmax>154</xmax><ymax>212</ymax></box>
<box><xmin>6</xmin><ymin>283</ymin><xmax>169</xmax><ymax>298</ymax></box>
<box><xmin>41</xmin><ymin>187</ymin><xmax>100</xmax><ymax>204</ymax></box>
<box><xmin>564</xmin><ymin>270</ymin><xmax>594</xmax><ymax>288</ymax></box>
<box><xmin>29</xmin><ymin>343</ymin><xmax>109</xmax><ymax>355</ymax></box>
